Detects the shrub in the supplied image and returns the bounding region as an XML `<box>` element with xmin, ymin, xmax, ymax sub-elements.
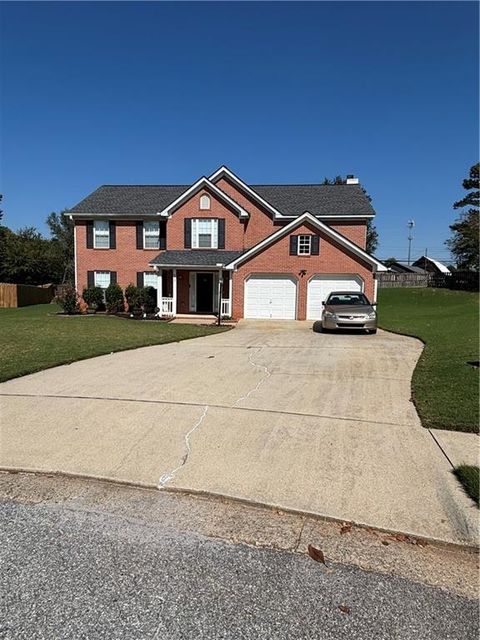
<box><xmin>125</xmin><ymin>284</ymin><xmax>141</xmax><ymax>313</ymax></box>
<box><xmin>105</xmin><ymin>283</ymin><xmax>124</xmax><ymax>313</ymax></box>
<box><xmin>58</xmin><ymin>287</ymin><xmax>79</xmax><ymax>315</ymax></box>
<box><xmin>82</xmin><ymin>286</ymin><xmax>104</xmax><ymax>310</ymax></box>
<box><xmin>139</xmin><ymin>286</ymin><xmax>157</xmax><ymax>314</ymax></box>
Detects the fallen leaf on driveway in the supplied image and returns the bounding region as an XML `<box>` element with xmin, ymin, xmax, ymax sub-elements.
<box><xmin>308</xmin><ymin>544</ymin><xmax>326</xmax><ymax>565</ymax></box>
<box><xmin>339</xmin><ymin>605</ymin><xmax>351</xmax><ymax>614</ymax></box>
<box><xmin>340</xmin><ymin>523</ymin><xmax>352</xmax><ymax>535</ymax></box>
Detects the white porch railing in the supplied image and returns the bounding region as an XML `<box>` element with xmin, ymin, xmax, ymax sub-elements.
<box><xmin>161</xmin><ymin>297</ymin><xmax>174</xmax><ymax>317</ymax></box>
<box><xmin>220</xmin><ymin>298</ymin><xmax>231</xmax><ymax>318</ymax></box>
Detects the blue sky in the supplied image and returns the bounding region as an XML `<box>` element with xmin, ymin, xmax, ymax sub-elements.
<box><xmin>1</xmin><ymin>1</ymin><xmax>478</xmax><ymax>261</ymax></box>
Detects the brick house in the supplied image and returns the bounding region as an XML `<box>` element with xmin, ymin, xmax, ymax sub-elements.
<box><xmin>68</xmin><ymin>166</ymin><xmax>386</xmax><ymax>320</ymax></box>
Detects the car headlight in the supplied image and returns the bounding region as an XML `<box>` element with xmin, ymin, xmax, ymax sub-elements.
<box><xmin>324</xmin><ymin>311</ymin><xmax>336</xmax><ymax>318</ymax></box>
<box><xmin>367</xmin><ymin>311</ymin><xmax>376</xmax><ymax>319</ymax></box>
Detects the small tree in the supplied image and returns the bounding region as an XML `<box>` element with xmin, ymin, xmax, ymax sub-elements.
<box><xmin>139</xmin><ymin>286</ymin><xmax>157</xmax><ymax>314</ymax></box>
<box><xmin>58</xmin><ymin>287</ymin><xmax>79</xmax><ymax>314</ymax></box>
<box><xmin>383</xmin><ymin>257</ymin><xmax>397</xmax><ymax>268</ymax></box>
<box><xmin>105</xmin><ymin>283</ymin><xmax>124</xmax><ymax>313</ymax></box>
<box><xmin>82</xmin><ymin>286</ymin><xmax>104</xmax><ymax>311</ymax></box>
<box><xmin>125</xmin><ymin>284</ymin><xmax>141</xmax><ymax>313</ymax></box>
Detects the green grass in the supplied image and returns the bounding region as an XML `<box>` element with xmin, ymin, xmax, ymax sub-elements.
<box><xmin>454</xmin><ymin>465</ymin><xmax>479</xmax><ymax>506</ymax></box>
<box><xmin>0</xmin><ymin>304</ymin><xmax>230</xmax><ymax>382</ymax></box>
<box><xmin>378</xmin><ymin>288</ymin><xmax>479</xmax><ymax>433</ymax></box>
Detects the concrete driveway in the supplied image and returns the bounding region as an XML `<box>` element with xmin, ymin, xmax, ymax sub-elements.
<box><xmin>0</xmin><ymin>321</ymin><xmax>477</xmax><ymax>544</ymax></box>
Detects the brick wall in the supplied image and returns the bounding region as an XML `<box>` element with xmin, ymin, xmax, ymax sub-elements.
<box><xmin>75</xmin><ymin>220</ymin><xmax>158</xmax><ymax>291</ymax></box>
<box><xmin>231</xmin><ymin>221</ymin><xmax>374</xmax><ymax>321</ymax></box>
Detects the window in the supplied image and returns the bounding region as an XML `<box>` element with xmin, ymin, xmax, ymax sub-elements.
<box><xmin>143</xmin><ymin>221</ymin><xmax>160</xmax><ymax>249</ymax></box>
<box><xmin>94</xmin><ymin>271</ymin><xmax>111</xmax><ymax>289</ymax></box>
<box><xmin>298</xmin><ymin>235</ymin><xmax>312</xmax><ymax>255</ymax></box>
<box><xmin>143</xmin><ymin>272</ymin><xmax>158</xmax><ymax>289</ymax></box>
<box><xmin>94</xmin><ymin>220</ymin><xmax>110</xmax><ymax>248</ymax></box>
<box><xmin>192</xmin><ymin>218</ymin><xmax>218</xmax><ymax>249</ymax></box>
<box><xmin>199</xmin><ymin>194</ymin><xmax>211</xmax><ymax>210</ymax></box>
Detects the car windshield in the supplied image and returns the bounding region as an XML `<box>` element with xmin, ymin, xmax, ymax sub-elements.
<box><xmin>327</xmin><ymin>293</ymin><xmax>370</xmax><ymax>305</ymax></box>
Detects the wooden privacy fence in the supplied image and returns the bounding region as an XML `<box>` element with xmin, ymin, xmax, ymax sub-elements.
<box><xmin>0</xmin><ymin>283</ymin><xmax>55</xmax><ymax>308</ymax></box>
<box><xmin>429</xmin><ymin>271</ymin><xmax>478</xmax><ymax>292</ymax></box>
<box><xmin>377</xmin><ymin>273</ymin><xmax>429</xmax><ymax>288</ymax></box>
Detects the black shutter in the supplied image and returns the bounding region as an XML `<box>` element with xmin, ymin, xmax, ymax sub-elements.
<box><xmin>311</xmin><ymin>235</ymin><xmax>320</xmax><ymax>255</ymax></box>
<box><xmin>184</xmin><ymin>218</ymin><xmax>191</xmax><ymax>248</ymax></box>
<box><xmin>136</xmin><ymin>221</ymin><xmax>143</xmax><ymax>249</ymax></box>
<box><xmin>136</xmin><ymin>272</ymin><xmax>144</xmax><ymax>288</ymax></box>
<box><xmin>87</xmin><ymin>271</ymin><xmax>94</xmax><ymax>287</ymax></box>
<box><xmin>109</xmin><ymin>221</ymin><xmax>116</xmax><ymax>249</ymax></box>
<box><xmin>218</xmin><ymin>219</ymin><xmax>225</xmax><ymax>249</ymax></box>
<box><xmin>159</xmin><ymin>235</ymin><xmax>166</xmax><ymax>250</ymax></box>
<box><xmin>110</xmin><ymin>271</ymin><xmax>117</xmax><ymax>285</ymax></box>
<box><xmin>86</xmin><ymin>221</ymin><xmax>93</xmax><ymax>248</ymax></box>
<box><xmin>289</xmin><ymin>235</ymin><xmax>298</xmax><ymax>255</ymax></box>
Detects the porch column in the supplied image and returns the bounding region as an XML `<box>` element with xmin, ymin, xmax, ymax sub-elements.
<box><xmin>172</xmin><ymin>268</ymin><xmax>177</xmax><ymax>316</ymax></box>
<box><xmin>228</xmin><ymin>271</ymin><xmax>233</xmax><ymax>318</ymax></box>
<box><xmin>157</xmin><ymin>269</ymin><xmax>163</xmax><ymax>312</ymax></box>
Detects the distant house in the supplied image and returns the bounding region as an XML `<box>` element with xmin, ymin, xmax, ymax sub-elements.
<box><xmin>412</xmin><ymin>256</ymin><xmax>451</xmax><ymax>275</ymax></box>
<box><xmin>386</xmin><ymin>261</ymin><xmax>427</xmax><ymax>274</ymax></box>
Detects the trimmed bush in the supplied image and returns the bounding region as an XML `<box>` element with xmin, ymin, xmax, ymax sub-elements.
<box><xmin>105</xmin><ymin>283</ymin><xmax>124</xmax><ymax>313</ymax></box>
<box><xmin>58</xmin><ymin>287</ymin><xmax>79</xmax><ymax>315</ymax></box>
<box><xmin>82</xmin><ymin>286</ymin><xmax>104</xmax><ymax>311</ymax></box>
<box><xmin>125</xmin><ymin>284</ymin><xmax>141</xmax><ymax>313</ymax></box>
<box><xmin>139</xmin><ymin>286</ymin><xmax>157</xmax><ymax>314</ymax></box>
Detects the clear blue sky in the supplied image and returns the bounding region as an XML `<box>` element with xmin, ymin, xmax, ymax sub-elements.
<box><xmin>1</xmin><ymin>1</ymin><xmax>478</xmax><ymax>261</ymax></box>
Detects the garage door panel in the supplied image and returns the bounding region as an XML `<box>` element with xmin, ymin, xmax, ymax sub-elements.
<box><xmin>245</xmin><ymin>275</ymin><xmax>297</xmax><ymax>320</ymax></box>
<box><xmin>307</xmin><ymin>275</ymin><xmax>363</xmax><ymax>320</ymax></box>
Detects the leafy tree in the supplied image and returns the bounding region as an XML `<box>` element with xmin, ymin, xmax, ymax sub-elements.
<box><xmin>46</xmin><ymin>211</ymin><xmax>74</xmax><ymax>284</ymax></box>
<box><xmin>0</xmin><ymin>226</ymin><xmax>64</xmax><ymax>284</ymax></box>
<box><xmin>446</xmin><ymin>163</ymin><xmax>479</xmax><ymax>270</ymax></box>
<box><xmin>0</xmin><ymin>194</ymin><xmax>3</xmax><ymax>222</ymax></box>
<box><xmin>383</xmin><ymin>257</ymin><xmax>398</xmax><ymax>268</ymax></box>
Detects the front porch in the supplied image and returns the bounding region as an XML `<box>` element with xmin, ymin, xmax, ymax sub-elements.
<box><xmin>156</xmin><ymin>268</ymin><xmax>233</xmax><ymax>319</ymax></box>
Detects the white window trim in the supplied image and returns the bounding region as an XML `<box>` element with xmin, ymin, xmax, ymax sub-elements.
<box><xmin>298</xmin><ymin>235</ymin><xmax>312</xmax><ymax>256</ymax></box>
<box><xmin>93</xmin><ymin>220</ymin><xmax>110</xmax><ymax>249</ymax></box>
<box><xmin>192</xmin><ymin>218</ymin><xmax>218</xmax><ymax>249</ymax></box>
<box><xmin>143</xmin><ymin>221</ymin><xmax>160</xmax><ymax>249</ymax></box>
<box><xmin>199</xmin><ymin>194</ymin><xmax>211</xmax><ymax>210</ymax></box>
<box><xmin>94</xmin><ymin>271</ymin><xmax>111</xmax><ymax>289</ymax></box>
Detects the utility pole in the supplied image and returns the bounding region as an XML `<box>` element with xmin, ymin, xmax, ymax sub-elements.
<box><xmin>407</xmin><ymin>219</ymin><xmax>415</xmax><ymax>265</ymax></box>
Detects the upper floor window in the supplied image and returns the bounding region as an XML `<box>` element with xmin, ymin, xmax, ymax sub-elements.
<box><xmin>143</xmin><ymin>221</ymin><xmax>160</xmax><ymax>249</ymax></box>
<box><xmin>199</xmin><ymin>194</ymin><xmax>211</xmax><ymax>210</ymax></box>
<box><xmin>192</xmin><ymin>218</ymin><xmax>218</xmax><ymax>248</ymax></box>
<box><xmin>93</xmin><ymin>220</ymin><xmax>110</xmax><ymax>248</ymax></box>
<box><xmin>298</xmin><ymin>235</ymin><xmax>312</xmax><ymax>255</ymax></box>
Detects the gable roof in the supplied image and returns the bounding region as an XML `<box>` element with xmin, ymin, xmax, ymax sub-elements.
<box><xmin>225</xmin><ymin>212</ymin><xmax>387</xmax><ymax>272</ymax></box>
<box><xmin>68</xmin><ymin>169</ymin><xmax>376</xmax><ymax>219</ymax></box>
<box><xmin>413</xmin><ymin>256</ymin><xmax>451</xmax><ymax>274</ymax></box>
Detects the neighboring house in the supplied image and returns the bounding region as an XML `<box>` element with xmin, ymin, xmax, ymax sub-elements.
<box><xmin>386</xmin><ymin>261</ymin><xmax>427</xmax><ymax>274</ymax></box>
<box><xmin>412</xmin><ymin>256</ymin><xmax>451</xmax><ymax>275</ymax></box>
<box><xmin>68</xmin><ymin>166</ymin><xmax>387</xmax><ymax>320</ymax></box>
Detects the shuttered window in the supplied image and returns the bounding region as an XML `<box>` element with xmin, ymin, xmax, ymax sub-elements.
<box><xmin>192</xmin><ymin>218</ymin><xmax>218</xmax><ymax>249</ymax></box>
<box><xmin>93</xmin><ymin>221</ymin><xmax>110</xmax><ymax>248</ymax></box>
<box><xmin>143</xmin><ymin>221</ymin><xmax>160</xmax><ymax>249</ymax></box>
<box><xmin>298</xmin><ymin>235</ymin><xmax>312</xmax><ymax>255</ymax></box>
<box><xmin>143</xmin><ymin>272</ymin><xmax>158</xmax><ymax>289</ymax></box>
<box><xmin>94</xmin><ymin>271</ymin><xmax>111</xmax><ymax>289</ymax></box>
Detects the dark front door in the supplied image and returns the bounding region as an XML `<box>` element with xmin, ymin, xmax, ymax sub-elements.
<box><xmin>196</xmin><ymin>273</ymin><xmax>214</xmax><ymax>313</ymax></box>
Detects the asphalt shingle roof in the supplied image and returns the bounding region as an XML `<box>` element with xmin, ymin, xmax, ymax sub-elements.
<box><xmin>69</xmin><ymin>183</ymin><xmax>375</xmax><ymax>217</ymax></box>
<box><xmin>149</xmin><ymin>250</ymin><xmax>244</xmax><ymax>267</ymax></box>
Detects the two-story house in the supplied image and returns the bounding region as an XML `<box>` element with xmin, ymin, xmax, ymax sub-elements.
<box><xmin>68</xmin><ymin>166</ymin><xmax>386</xmax><ymax>320</ymax></box>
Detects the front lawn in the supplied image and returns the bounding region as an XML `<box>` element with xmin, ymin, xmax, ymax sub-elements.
<box><xmin>378</xmin><ymin>288</ymin><xmax>479</xmax><ymax>433</ymax></box>
<box><xmin>454</xmin><ymin>465</ymin><xmax>479</xmax><ymax>506</ymax></box>
<box><xmin>0</xmin><ymin>304</ymin><xmax>229</xmax><ymax>382</ymax></box>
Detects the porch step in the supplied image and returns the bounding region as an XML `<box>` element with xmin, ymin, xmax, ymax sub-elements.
<box><xmin>170</xmin><ymin>314</ymin><xmax>217</xmax><ymax>325</ymax></box>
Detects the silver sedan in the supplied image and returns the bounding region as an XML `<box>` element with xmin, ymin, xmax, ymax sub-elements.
<box><xmin>321</xmin><ymin>291</ymin><xmax>377</xmax><ymax>334</ymax></box>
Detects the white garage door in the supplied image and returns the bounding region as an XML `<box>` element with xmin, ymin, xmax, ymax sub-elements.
<box><xmin>244</xmin><ymin>274</ymin><xmax>297</xmax><ymax>319</ymax></box>
<box><xmin>307</xmin><ymin>274</ymin><xmax>363</xmax><ymax>320</ymax></box>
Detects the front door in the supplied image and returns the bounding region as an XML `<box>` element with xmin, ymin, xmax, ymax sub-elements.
<box><xmin>196</xmin><ymin>273</ymin><xmax>214</xmax><ymax>313</ymax></box>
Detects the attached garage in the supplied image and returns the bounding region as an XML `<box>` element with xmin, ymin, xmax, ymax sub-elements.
<box><xmin>307</xmin><ymin>274</ymin><xmax>364</xmax><ymax>320</ymax></box>
<box><xmin>244</xmin><ymin>274</ymin><xmax>297</xmax><ymax>319</ymax></box>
